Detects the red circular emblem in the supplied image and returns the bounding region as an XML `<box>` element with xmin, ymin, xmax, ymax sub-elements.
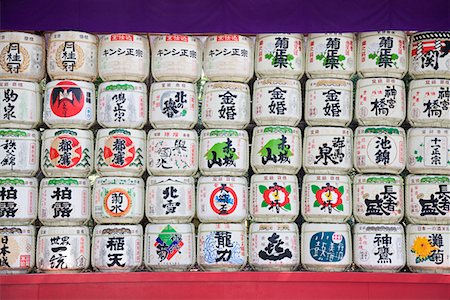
<box><xmin>50</xmin><ymin>81</ymin><xmax>85</xmax><ymax>118</ymax></box>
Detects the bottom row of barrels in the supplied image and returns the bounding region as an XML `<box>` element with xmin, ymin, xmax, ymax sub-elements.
<box><xmin>1</xmin><ymin>223</ymin><xmax>449</xmax><ymax>274</ymax></box>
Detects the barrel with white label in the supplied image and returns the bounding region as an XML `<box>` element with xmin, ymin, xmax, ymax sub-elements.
<box><xmin>407</xmin><ymin>128</ymin><xmax>450</xmax><ymax>175</ymax></box>
<box><xmin>0</xmin><ymin>129</ymin><xmax>39</xmax><ymax>177</ymax></box>
<box><xmin>92</xmin><ymin>177</ymin><xmax>144</xmax><ymax>224</ymax></box>
<box><xmin>0</xmin><ymin>178</ymin><xmax>37</xmax><ymax>225</ymax></box>
<box><xmin>99</xmin><ymin>33</ymin><xmax>149</xmax><ymax>82</ymax></box>
<box><xmin>407</xmin><ymin>224</ymin><xmax>450</xmax><ymax>273</ymax></box>
<box><xmin>408</xmin><ymin>79</ymin><xmax>450</xmax><ymax>128</ymax></box>
<box><xmin>146</xmin><ymin>176</ymin><xmax>195</xmax><ymax>223</ymax></box>
<box><xmin>147</xmin><ymin>129</ymin><xmax>198</xmax><ymax>176</ymax></box>
<box><xmin>202</xmin><ymin>82</ymin><xmax>250</xmax><ymax>129</ymax></box>
<box><xmin>95</xmin><ymin>128</ymin><xmax>146</xmax><ymax>177</ymax></box>
<box><xmin>44</xmin><ymin>80</ymin><xmax>95</xmax><ymax>129</ymax></box>
<box><xmin>353</xmin><ymin>224</ymin><xmax>405</xmax><ymax>272</ymax></box>
<box><xmin>250</xmin><ymin>174</ymin><xmax>299</xmax><ymax>223</ymax></box>
<box><xmin>204</xmin><ymin>35</ymin><xmax>254</xmax><ymax>83</ymax></box>
<box><xmin>255</xmin><ymin>34</ymin><xmax>304</xmax><ymax>79</ymax></box>
<box><xmin>41</xmin><ymin>129</ymin><xmax>93</xmax><ymax>178</ymax></box>
<box><xmin>252</xmin><ymin>78</ymin><xmax>301</xmax><ymax>126</ymax></box>
<box><xmin>0</xmin><ymin>81</ymin><xmax>41</xmax><ymax>129</ymax></box>
<box><xmin>353</xmin><ymin>174</ymin><xmax>404</xmax><ymax>224</ymax></box>
<box><xmin>357</xmin><ymin>31</ymin><xmax>408</xmax><ymax>79</ymax></box>
<box><xmin>37</xmin><ymin>226</ymin><xmax>90</xmax><ymax>273</ymax></box>
<box><xmin>406</xmin><ymin>175</ymin><xmax>450</xmax><ymax>225</ymax></box>
<box><xmin>151</xmin><ymin>35</ymin><xmax>202</xmax><ymax>83</ymax></box>
<box><xmin>251</xmin><ymin>126</ymin><xmax>301</xmax><ymax>174</ymax></box>
<box><xmin>0</xmin><ymin>32</ymin><xmax>45</xmax><ymax>82</ymax></box>
<box><xmin>197</xmin><ymin>176</ymin><xmax>247</xmax><ymax>223</ymax></box>
<box><xmin>145</xmin><ymin>223</ymin><xmax>195</xmax><ymax>271</ymax></box>
<box><xmin>92</xmin><ymin>224</ymin><xmax>143</xmax><ymax>272</ymax></box>
<box><xmin>39</xmin><ymin>178</ymin><xmax>90</xmax><ymax>226</ymax></box>
<box><xmin>305</xmin><ymin>78</ymin><xmax>353</xmax><ymax>127</ymax></box>
<box><xmin>149</xmin><ymin>82</ymin><xmax>197</xmax><ymax>129</ymax></box>
<box><xmin>47</xmin><ymin>31</ymin><xmax>98</xmax><ymax>81</ymax></box>
<box><xmin>354</xmin><ymin>127</ymin><xmax>406</xmax><ymax>174</ymax></box>
<box><xmin>0</xmin><ymin>226</ymin><xmax>35</xmax><ymax>274</ymax></box>
<box><xmin>355</xmin><ymin>78</ymin><xmax>406</xmax><ymax>126</ymax></box>
<box><xmin>301</xmin><ymin>222</ymin><xmax>352</xmax><ymax>272</ymax></box>
<box><xmin>303</xmin><ymin>127</ymin><xmax>353</xmax><ymax>174</ymax></box>
<box><xmin>249</xmin><ymin>222</ymin><xmax>299</xmax><ymax>271</ymax></box>
<box><xmin>306</xmin><ymin>33</ymin><xmax>356</xmax><ymax>79</ymax></box>
<box><xmin>198</xmin><ymin>223</ymin><xmax>247</xmax><ymax>272</ymax></box>
<box><xmin>409</xmin><ymin>32</ymin><xmax>450</xmax><ymax>79</ymax></box>
<box><xmin>301</xmin><ymin>174</ymin><xmax>352</xmax><ymax>223</ymax></box>
<box><xmin>199</xmin><ymin>129</ymin><xmax>249</xmax><ymax>176</ymax></box>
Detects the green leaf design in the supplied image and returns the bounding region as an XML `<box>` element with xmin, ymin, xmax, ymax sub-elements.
<box><xmin>286</xmin><ymin>185</ymin><xmax>292</xmax><ymax>194</ymax></box>
<box><xmin>311</xmin><ymin>185</ymin><xmax>320</xmax><ymax>194</ymax></box>
<box><xmin>338</xmin><ymin>186</ymin><xmax>345</xmax><ymax>194</ymax></box>
<box><xmin>284</xmin><ymin>203</ymin><xmax>292</xmax><ymax>211</ymax></box>
<box><xmin>414</xmin><ymin>150</ymin><xmax>418</xmax><ymax>155</ymax></box>
<box><xmin>336</xmin><ymin>204</ymin><xmax>344</xmax><ymax>211</ymax></box>
<box><xmin>287</xmin><ymin>54</ymin><xmax>294</xmax><ymax>61</ymax></box>
<box><xmin>316</xmin><ymin>54</ymin><xmax>324</xmax><ymax>61</ymax></box>
<box><xmin>261</xmin><ymin>200</ymin><xmax>269</xmax><ymax>208</ymax></box>
<box><xmin>181</xmin><ymin>110</ymin><xmax>187</xmax><ymax>117</ymax></box>
<box><xmin>258</xmin><ymin>138</ymin><xmax>292</xmax><ymax>158</ymax></box>
<box><xmin>416</xmin><ymin>156</ymin><xmax>423</xmax><ymax>162</ymax></box>
<box><xmin>391</xmin><ymin>53</ymin><xmax>399</xmax><ymax>60</ymax></box>
<box><xmin>368</xmin><ymin>53</ymin><xmax>377</xmax><ymax>60</ymax></box>
<box><xmin>204</xmin><ymin>142</ymin><xmax>238</xmax><ymax>161</ymax></box>
<box><xmin>338</xmin><ymin>55</ymin><xmax>346</xmax><ymax>61</ymax></box>
<box><xmin>313</xmin><ymin>200</ymin><xmax>321</xmax><ymax>207</ymax></box>
<box><xmin>259</xmin><ymin>185</ymin><xmax>268</xmax><ymax>194</ymax></box>
<box><xmin>265</xmin><ymin>53</ymin><xmax>273</xmax><ymax>59</ymax></box>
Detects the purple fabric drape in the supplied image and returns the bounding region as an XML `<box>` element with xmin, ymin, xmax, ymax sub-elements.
<box><xmin>1</xmin><ymin>0</ymin><xmax>449</xmax><ymax>33</ymax></box>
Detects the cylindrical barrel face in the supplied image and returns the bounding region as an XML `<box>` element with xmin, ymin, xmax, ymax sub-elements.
<box><xmin>0</xmin><ymin>226</ymin><xmax>35</xmax><ymax>274</ymax></box>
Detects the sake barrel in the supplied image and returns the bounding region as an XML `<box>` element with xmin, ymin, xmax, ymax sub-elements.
<box><xmin>251</xmin><ymin>126</ymin><xmax>301</xmax><ymax>174</ymax></box>
<box><xmin>204</xmin><ymin>35</ymin><xmax>254</xmax><ymax>83</ymax></box>
<box><xmin>92</xmin><ymin>177</ymin><xmax>144</xmax><ymax>224</ymax></box>
<box><xmin>41</xmin><ymin>129</ymin><xmax>93</xmax><ymax>178</ymax></box>
<box><xmin>409</xmin><ymin>32</ymin><xmax>450</xmax><ymax>79</ymax></box>
<box><xmin>353</xmin><ymin>174</ymin><xmax>404</xmax><ymax>224</ymax></box>
<box><xmin>0</xmin><ymin>178</ymin><xmax>37</xmax><ymax>225</ymax></box>
<box><xmin>199</xmin><ymin>129</ymin><xmax>249</xmax><ymax>176</ymax></box>
<box><xmin>250</xmin><ymin>174</ymin><xmax>299</xmax><ymax>223</ymax></box>
<box><xmin>145</xmin><ymin>223</ymin><xmax>195</xmax><ymax>271</ymax></box>
<box><xmin>355</xmin><ymin>78</ymin><xmax>406</xmax><ymax>126</ymax></box>
<box><xmin>407</xmin><ymin>224</ymin><xmax>450</xmax><ymax>273</ymax></box>
<box><xmin>0</xmin><ymin>81</ymin><xmax>41</xmax><ymax>129</ymax></box>
<box><xmin>407</xmin><ymin>128</ymin><xmax>450</xmax><ymax>175</ymax></box>
<box><xmin>99</xmin><ymin>33</ymin><xmax>149</xmax><ymax>82</ymax></box>
<box><xmin>95</xmin><ymin>128</ymin><xmax>146</xmax><ymax>177</ymax></box>
<box><xmin>357</xmin><ymin>31</ymin><xmax>408</xmax><ymax>78</ymax></box>
<box><xmin>202</xmin><ymin>82</ymin><xmax>250</xmax><ymax>129</ymax></box>
<box><xmin>408</xmin><ymin>79</ymin><xmax>450</xmax><ymax>128</ymax></box>
<box><xmin>146</xmin><ymin>176</ymin><xmax>195</xmax><ymax>223</ymax></box>
<box><xmin>92</xmin><ymin>224</ymin><xmax>143</xmax><ymax>272</ymax></box>
<box><xmin>44</xmin><ymin>80</ymin><xmax>95</xmax><ymax>129</ymax></box>
<box><xmin>353</xmin><ymin>224</ymin><xmax>405</xmax><ymax>272</ymax></box>
<box><xmin>354</xmin><ymin>127</ymin><xmax>406</xmax><ymax>174</ymax></box>
<box><xmin>303</xmin><ymin>126</ymin><xmax>353</xmax><ymax>174</ymax></box>
<box><xmin>39</xmin><ymin>178</ymin><xmax>90</xmax><ymax>226</ymax></box>
<box><xmin>0</xmin><ymin>225</ymin><xmax>35</xmax><ymax>274</ymax></box>
<box><xmin>252</xmin><ymin>78</ymin><xmax>301</xmax><ymax>126</ymax></box>
<box><xmin>405</xmin><ymin>175</ymin><xmax>450</xmax><ymax>225</ymax></box>
<box><xmin>0</xmin><ymin>129</ymin><xmax>39</xmax><ymax>177</ymax></box>
<box><xmin>151</xmin><ymin>35</ymin><xmax>202</xmax><ymax>83</ymax></box>
<box><xmin>301</xmin><ymin>222</ymin><xmax>352</xmax><ymax>272</ymax></box>
<box><xmin>47</xmin><ymin>31</ymin><xmax>98</xmax><ymax>81</ymax></box>
<box><xmin>255</xmin><ymin>34</ymin><xmax>304</xmax><ymax>79</ymax></box>
<box><xmin>301</xmin><ymin>174</ymin><xmax>352</xmax><ymax>223</ymax></box>
<box><xmin>197</xmin><ymin>176</ymin><xmax>247</xmax><ymax>223</ymax></box>
<box><xmin>37</xmin><ymin>226</ymin><xmax>90</xmax><ymax>273</ymax></box>
<box><xmin>306</xmin><ymin>33</ymin><xmax>356</xmax><ymax>79</ymax></box>
<box><xmin>147</xmin><ymin>129</ymin><xmax>198</xmax><ymax>176</ymax></box>
<box><xmin>0</xmin><ymin>32</ymin><xmax>45</xmax><ymax>82</ymax></box>
<box><xmin>197</xmin><ymin>223</ymin><xmax>247</xmax><ymax>272</ymax></box>
<box><xmin>98</xmin><ymin>81</ymin><xmax>147</xmax><ymax>129</ymax></box>
<box><xmin>149</xmin><ymin>81</ymin><xmax>197</xmax><ymax>129</ymax></box>
<box><xmin>304</xmin><ymin>78</ymin><xmax>353</xmax><ymax>127</ymax></box>
<box><xmin>249</xmin><ymin>222</ymin><xmax>300</xmax><ymax>271</ymax></box>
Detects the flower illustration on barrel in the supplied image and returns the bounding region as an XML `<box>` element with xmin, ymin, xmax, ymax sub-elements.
<box><xmin>411</xmin><ymin>236</ymin><xmax>440</xmax><ymax>263</ymax></box>
<box><xmin>312</xmin><ymin>183</ymin><xmax>344</xmax><ymax>213</ymax></box>
<box><xmin>259</xmin><ymin>182</ymin><xmax>291</xmax><ymax>213</ymax></box>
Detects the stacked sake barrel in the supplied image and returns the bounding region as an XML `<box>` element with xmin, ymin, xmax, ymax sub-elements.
<box><xmin>404</xmin><ymin>31</ymin><xmax>450</xmax><ymax>273</ymax></box>
<box><xmin>146</xmin><ymin>34</ymin><xmax>201</xmax><ymax>271</ymax></box>
<box><xmin>248</xmin><ymin>34</ymin><xmax>304</xmax><ymax>271</ymax></box>
<box><xmin>90</xmin><ymin>33</ymin><xmax>150</xmax><ymax>272</ymax></box>
<box><xmin>300</xmin><ymin>33</ymin><xmax>356</xmax><ymax>271</ymax></box>
<box><xmin>0</xmin><ymin>32</ymin><xmax>44</xmax><ymax>274</ymax></box>
<box><xmin>353</xmin><ymin>31</ymin><xmax>409</xmax><ymax>272</ymax></box>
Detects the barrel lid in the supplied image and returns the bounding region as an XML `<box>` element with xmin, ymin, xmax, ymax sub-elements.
<box><xmin>256</xmin><ymin>33</ymin><xmax>304</xmax><ymax>40</ymax></box>
<box><xmin>302</xmin><ymin>222</ymin><xmax>350</xmax><ymax>232</ymax></box>
<box><xmin>254</xmin><ymin>126</ymin><xmax>301</xmax><ymax>135</ymax></box>
<box><xmin>41</xmin><ymin>177</ymin><xmax>89</xmax><ymax>186</ymax></box>
<box><xmin>38</xmin><ymin>226</ymin><xmax>89</xmax><ymax>236</ymax></box>
<box><xmin>0</xmin><ymin>225</ymin><xmax>35</xmax><ymax>235</ymax></box>
<box><xmin>197</xmin><ymin>176</ymin><xmax>247</xmax><ymax>185</ymax></box>
<box><xmin>93</xmin><ymin>224</ymin><xmax>143</xmax><ymax>235</ymax></box>
<box><xmin>198</xmin><ymin>223</ymin><xmax>246</xmax><ymax>232</ymax></box>
<box><xmin>353</xmin><ymin>223</ymin><xmax>404</xmax><ymax>234</ymax></box>
<box><xmin>354</xmin><ymin>174</ymin><xmax>403</xmax><ymax>184</ymax></box>
<box><xmin>254</xmin><ymin>78</ymin><xmax>301</xmax><ymax>87</ymax></box>
<box><xmin>150</xmin><ymin>81</ymin><xmax>196</xmax><ymax>90</ymax></box>
<box><xmin>0</xmin><ymin>80</ymin><xmax>40</xmax><ymax>90</ymax></box>
<box><xmin>50</xmin><ymin>31</ymin><xmax>98</xmax><ymax>43</ymax></box>
<box><xmin>147</xmin><ymin>176</ymin><xmax>195</xmax><ymax>185</ymax></box>
<box><xmin>148</xmin><ymin>129</ymin><xmax>198</xmax><ymax>139</ymax></box>
<box><xmin>251</xmin><ymin>174</ymin><xmax>298</xmax><ymax>181</ymax></box>
<box><xmin>357</xmin><ymin>77</ymin><xmax>405</xmax><ymax>86</ymax></box>
<box><xmin>250</xmin><ymin>222</ymin><xmax>298</xmax><ymax>233</ymax></box>
<box><xmin>305</xmin><ymin>126</ymin><xmax>353</xmax><ymax>136</ymax></box>
<box><xmin>356</xmin><ymin>126</ymin><xmax>405</xmax><ymax>136</ymax></box>
<box><xmin>308</xmin><ymin>32</ymin><xmax>355</xmax><ymax>39</ymax></box>
<box><xmin>359</xmin><ymin>30</ymin><xmax>406</xmax><ymax>39</ymax></box>
<box><xmin>204</xmin><ymin>81</ymin><xmax>250</xmax><ymax>91</ymax></box>
<box><xmin>0</xmin><ymin>177</ymin><xmax>38</xmax><ymax>185</ymax></box>
<box><xmin>95</xmin><ymin>176</ymin><xmax>144</xmax><ymax>185</ymax></box>
<box><xmin>406</xmin><ymin>174</ymin><xmax>450</xmax><ymax>184</ymax></box>
<box><xmin>0</xmin><ymin>31</ymin><xmax>44</xmax><ymax>43</ymax></box>
<box><xmin>408</xmin><ymin>127</ymin><xmax>449</xmax><ymax>136</ymax></box>
<box><xmin>201</xmin><ymin>129</ymin><xmax>248</xmax><ymax>139</ymax></box>
<box><xmin>409</xmin><ymin>79</ymin><xmax>450</xmax><ymax>87</ymax></box>
<box><xmin>407</xmin><ymin>224</ymin><xmax>450</xmax><ymax>233</ymax></box>
<box><xmin>97</xmin><ymin>128</ymin><xmax>146</xmax><ymax>138</ymax></box>
<box><xmin>43</xmin><ymin>128</ymin><xmax>93</xmax><ymax>139</ymax></box>
<box><xmin>0</xmin><ymin>129</ymin><xmax>39</xmax><ymax>138</ymax></box>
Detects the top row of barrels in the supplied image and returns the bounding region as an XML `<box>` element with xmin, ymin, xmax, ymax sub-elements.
<box><xmin>0</xmin><ymin>31</ymin><xmax>449</xmax><ymax>83</ymax></box>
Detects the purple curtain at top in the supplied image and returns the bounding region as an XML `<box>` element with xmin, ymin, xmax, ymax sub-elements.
<box><xmin>1</xmin><ymin>0</ymin><xmax>449</xmax><ymax>33</ymax></box>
